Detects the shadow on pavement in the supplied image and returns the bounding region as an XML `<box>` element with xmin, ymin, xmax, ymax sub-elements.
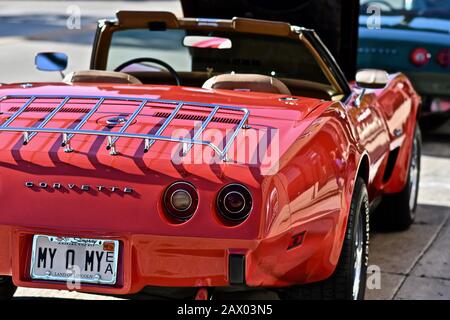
<box><xmin>421</xmin><ymin>119</ymin><xmax>450</xmax><ymax>159</ymax></box>
<box><xmin>367</xmin><ymin>203</ymin><xmax>450</xmax><ymax>300</ymax></box>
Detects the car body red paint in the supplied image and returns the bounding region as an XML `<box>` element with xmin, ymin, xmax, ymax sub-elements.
<box><xmin>0</xmin><ymin>12</ymin><xmax>420</xmax><ymax>296</ymax></box>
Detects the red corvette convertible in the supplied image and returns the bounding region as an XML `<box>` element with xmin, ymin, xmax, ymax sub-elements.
<box><xmin>0</xmin><ymin>8</ymin><xmax>420</xmax><ymax>300</ymax></box>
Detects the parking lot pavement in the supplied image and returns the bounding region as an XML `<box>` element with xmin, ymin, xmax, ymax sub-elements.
<box><xmin>0</xmin><ymin>1</ymin><xmax>182</xmax><ymax>83</ymax></box>
<box><xmin>366</xmin><ymin>204</ymin><xmax>450</xmax><ymax>299</ymax></box>
<box><xmin>366</xmin><ymin>122</ymin><xmax>450</xmax><ymax>300</ymax></box>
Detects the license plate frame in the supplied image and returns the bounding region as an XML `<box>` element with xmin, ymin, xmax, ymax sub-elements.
<box><xmin>30</xmin><ymin>235</ymin><xmax>120</xmax><ymax>285</ymax></box>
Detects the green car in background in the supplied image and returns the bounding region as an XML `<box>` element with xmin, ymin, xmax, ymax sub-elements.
<box><xmin>358</xmin><ymin>0</ymin><xmax>450</xmax><ymax>129</ymax></box>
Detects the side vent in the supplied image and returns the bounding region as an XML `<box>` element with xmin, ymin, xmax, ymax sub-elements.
<box><xmin>8</xmin><ymin>106</ymin><xmax>90</xmax><ymax>113</ymax></box>
<box><xmin>383</xmin><ymin>147</ymin><xmax>400</xmax><ymax>183</ymax></box>
<box><xmin>153</xmin><ymin>112</ymin><xmax>241</xmax><ymax>125</ymax></box>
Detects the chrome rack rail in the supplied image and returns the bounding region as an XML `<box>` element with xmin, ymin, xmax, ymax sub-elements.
<box><xmin>0</xmin><ymin>95</ymin><xmax>250</xmax><ymax>161</ymax></box>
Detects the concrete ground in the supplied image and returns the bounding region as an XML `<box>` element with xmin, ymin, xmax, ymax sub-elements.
<box><xmin>364</xmin><ymin>123</ymin><xmax>450</xmax><ymax>300</ymax></box>
<box><xmin>0</xmin><ymin>0</ymin><xmax>449</xmax><ymax>300</ymax></box>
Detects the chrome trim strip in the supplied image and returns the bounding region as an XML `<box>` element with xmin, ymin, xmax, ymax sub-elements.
<box><xmin>1</xmin><ymin>96</ymin><xmax>36</xmax><ymax>127</ymax></box>
<box><xmin>144</xmin><ymin>101</ymin><xmax>184</xmax><ymax>153</ymax></box>
<box><xmin>1</xmin><ymin>94</ymin><xmax>247</xmax><ymax>111</ymax></box>
<box><xmin>0</xmin><ymin>126</ymin><xmax>222</xmax><ymax>153</ymax></box>
<box><xmin>24</xmin><ymin>97</ymin><xmax>70</xmax><ymax>144</ymax></box>
<box><xmin>0</xmin><ymin>94</ymin><xmax>248</xmax><ymax>160</ymax></box>
<box><xmin>106</xmin><ymin>99</ymin><xmax>148</xmax><ymax>154</ymax></box>
<box><xmin>222</xmin><ymin>108</ymin><xmax>250</xmax><ymax>161</ymax></box>
<box><xmin>182</xmin><ymin>105</ymin><xmax>220</xmax><ymax>156</ymax></box>
<box><xmin>62</xmin><ymin>97</ymin><xmax>105</xmax><ymax>149</ymax></box>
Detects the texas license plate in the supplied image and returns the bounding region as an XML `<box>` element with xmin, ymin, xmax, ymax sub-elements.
<box><xmin>30</xmin><ymin>235</ymin><xmax>119</xmax><ymax>285</ymax></box>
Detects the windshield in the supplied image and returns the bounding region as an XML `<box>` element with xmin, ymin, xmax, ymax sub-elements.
<box><xmin>106</xmin><ymin>29</ymin><xmax>330</xmax><ymax>85</ymax></box>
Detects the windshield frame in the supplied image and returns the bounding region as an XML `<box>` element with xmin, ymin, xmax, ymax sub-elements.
<box><xmin>90</xmin><ymin>11</ymin><xmax>350</xmax><ymax>97</ymax></box>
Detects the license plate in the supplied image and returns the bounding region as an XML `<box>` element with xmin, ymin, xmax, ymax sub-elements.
<box><xmin>30</xmin><ymin>235</ymin><xmax>119</xmax><ymax>285</ymax></box>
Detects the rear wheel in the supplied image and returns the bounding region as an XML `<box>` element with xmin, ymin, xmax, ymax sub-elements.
<box><xmin>0</xmin><ymin>276</ymin><xmax>16</xmax><ymax>300</ymax></box>
<box><xmin>373</xmin><ymin>126</ymin><xmax>421</xmax><ymax>231</ymax></box>
<box><xmin>419</xmin><ymin>97</ymin><xmax>449</xmax><ymax>132</ymax></box>
<box><xmin>420</xmin><ymin>115</ymin><xmax>449</xmax><ymax>133</ymax></box>
<box><xmin>280</xmin><ymin>178</ymin><xmax>370</xmax><ymax>300</ymax></box>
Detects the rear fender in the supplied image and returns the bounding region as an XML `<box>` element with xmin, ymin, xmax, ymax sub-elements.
<box><xmin>381</xmin><ymin>74</ymin><xmax>420</xmax><ymax>194</ymax></box>
<box><xmin>251</xmin><ymin>103</ymin><xmax>365</xmax><ymax>285</ymax></box>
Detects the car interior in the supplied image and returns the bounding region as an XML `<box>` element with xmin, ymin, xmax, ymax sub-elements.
<box><xmin>56</xmin><ymin>10</ymin><xmax>352</xmax><ymax>102</ymax></box>
<box><xmin>63</xmin><ymin>69</ymin><xmax>339</xmax><ymax>101</ymax></box>
<box><xmin>65</xmin><ymin>26</ymin><xmax>345</xmax><ymax>101</ymax></box>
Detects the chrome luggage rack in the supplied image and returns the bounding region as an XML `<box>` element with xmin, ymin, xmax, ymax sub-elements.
<box><xmin>0</xmin><ymin>95</ymin><xmax>250</xmax><ymax>161</ymax></box>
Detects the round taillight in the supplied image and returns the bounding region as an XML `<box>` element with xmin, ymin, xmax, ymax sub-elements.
<box><xmin>163</xmin><ymin>182</ymin><xmax>198</xmax><ymax>221</ymax></box>
<box><xmin>217</xmin><ymin>184</ymin><xmax>252</xmax><ymax>223</ymax></box>
<box><xmin>410</xmin><ymin>48</ymin><xmax>431</xmax><ymax>67</ymax></box>
<box><xmin>437</xmin><ymin>48</ymin><xmax>450</xmax><ymax>68</ymax></box>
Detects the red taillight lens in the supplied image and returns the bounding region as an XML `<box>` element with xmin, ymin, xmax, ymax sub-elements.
<box><xmin>216</xmin><ymin>184</ymin><xmax>252</xmax><ymax>223</ymax></box>
<box><xmin>410</xmin><ymin>48</ymin><xmax>431</xmax><ymax>67</ymax></box>
<box><xmin>437</xmin><ymin>48</ymin><xmax>450</xmax><ymax>68</ymax></box>
<box><xmin>163</xmin><ymin>181</ymin><xmax>198</xmax><ymax>221</ymax></box>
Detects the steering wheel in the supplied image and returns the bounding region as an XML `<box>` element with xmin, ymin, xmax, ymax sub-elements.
<box><xmin>361</xmin><ymin>0</ymin><xmax>395</xmax><ymax>12</ymax></box>
<box><xmin>114</xmin><ymin>57</ymin><xmax>182</xmax><ymax>86</ymax></box>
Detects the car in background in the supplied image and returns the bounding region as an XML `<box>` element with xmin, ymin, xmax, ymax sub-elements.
<box><xmin>358</xmin><ymin>0</ymin><xmax>450</xmax><ymax>129</ymax></box>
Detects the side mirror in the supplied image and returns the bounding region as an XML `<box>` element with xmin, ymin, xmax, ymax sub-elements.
<box><xmin>356</xmin><ymin>69</ymin><xmax>389</xmax><ymax>89</ymax></box>
<box><xmin>354</xmin><ymin>69</ymin><xmax>389</xmax><ymax>106</ymax></box>
<box><xmin>35</xmin><ymin>52</ymin><xmax>68</xmax><ymax>72</ymax></box>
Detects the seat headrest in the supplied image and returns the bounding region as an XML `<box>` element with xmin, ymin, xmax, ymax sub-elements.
<box><xmin>63</xmin><ymin>70</ymin><xmax>142</xmax><ymax>85</ymax></box>
<box><xmin>202</xmin><ymin>73</ymin><xmax>291</xmax><ymax>95</ymax></box>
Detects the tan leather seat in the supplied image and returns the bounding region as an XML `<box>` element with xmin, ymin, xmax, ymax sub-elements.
<box><xmin>202</xmin><ymin>73</ymin><xmax>291</xmax><ymax>95</ymax></box>
<box><xmin>63</xmin><ymin>70</ymin><xmax>142</xmax><ymax>85</ymax></box>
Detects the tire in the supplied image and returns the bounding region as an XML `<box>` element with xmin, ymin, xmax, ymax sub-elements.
<box><xmin>280</xmin><ymin>178</ymin><xmax>370</xmax><ymax>300</ymax></box>
<box><xmin>0</xmin><ymin>276</ymin><xmax>17</xmax><ymax>300</ymax></box>
<box><xmin>373</xmin><ymin>126</ymin><xmax>422</xmax><ymax>231</ymax></box>
<box><xmin>419</xmin><ymin>97</ymin><xmax>450</xmax><ymax>133</ymax></box>
<box><xmin>419</xmin><ymin>114</ymin><xmax>449</xmax><ymax>133</ymax></box>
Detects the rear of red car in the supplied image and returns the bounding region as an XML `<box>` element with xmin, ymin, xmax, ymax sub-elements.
<box><xmin>0</xmin><ymin>84</ymin><xmax>343</xmax><ymax>298</ymax></box>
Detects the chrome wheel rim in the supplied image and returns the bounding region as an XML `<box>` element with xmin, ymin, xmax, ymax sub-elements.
<box><xmin>352</xmin><ymin>213</ymin><xmax>364</xmax><ymax>300</ymax></box>
<box><xmin>409</xmin><ymin>136</ymin><xmax>419</xmax><ymax>215</ymax></box>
